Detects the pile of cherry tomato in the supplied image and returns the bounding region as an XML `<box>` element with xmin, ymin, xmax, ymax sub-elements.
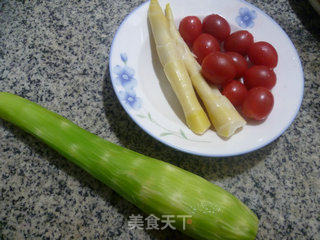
<box><xmin>179</xmin><ymin>14</ymin><xmax>278</xmax><ymax>121</ymax></box>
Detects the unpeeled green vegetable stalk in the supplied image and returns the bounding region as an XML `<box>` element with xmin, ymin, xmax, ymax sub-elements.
<box><xmin>148</xmin><ymin>0</ymin><xmax>210</xmax><ymax>135</ymax></box>
<box><xmin>164</xmin><ymin>4</ymin><xmax>246</xmax><ymax>138</ymax></box>
<box><xmin>0</xmin><ymin>92</ymin><xmax>258</xmax><ymax>239</ymax></box>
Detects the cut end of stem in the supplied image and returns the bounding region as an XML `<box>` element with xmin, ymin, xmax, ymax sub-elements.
<box><xmin>186</xmin><ymin>110</ymin><xmax>211</xmax><ymax>135</ymax></box>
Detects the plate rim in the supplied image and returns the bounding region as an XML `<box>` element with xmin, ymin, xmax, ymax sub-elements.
<box><xmin>109</xmin><ymin>0</ymin><xmax>304</xmax><ymax>157</ymax></box>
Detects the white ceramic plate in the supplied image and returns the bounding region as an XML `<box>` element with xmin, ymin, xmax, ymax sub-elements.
<box><xmin>109</xmin><ymin>0</ymin><xmax>304</xmax><ymax>157</ymax></box>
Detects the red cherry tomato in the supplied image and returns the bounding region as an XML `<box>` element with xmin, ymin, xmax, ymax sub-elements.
<box><xmin>192</xmin><ymin>33</ymin><xmax>220</xmax><ymax>64</ymax></box>
<box><xmin>202</xmin><ymin>14</ymin><xmax>230</xmax><ymax>41</ymax></box>
<box><xmin>224</xmin><ymin>30</ymin><xmax>254</xmax><ymax>56</ymax></box>
<box><xmin>179</xmin><ymin>16</ymin><xmax>202</xmax><ymax>47</ymax></box>
<box><xmin>244</xmin><ymin>65</ymin><xmax>276</xmax><ymax>90</ymax></box>
<box><xmin>201</xmin><ymin>52</ymin><xmax>236</xmax><ymax>85</ymax></box>
<box><xmin>242</xmin><ymin>87</ymin><xmax>274</xmax><ymax>121</ymax></box>
<box><xmin>225</xmin><ymin>52</ymin><xmax>248</xmax><ymax>78</ymax></box>
<box><xmin>248</xmin><ymin>41</ymin><xmax>278</xmax><ymax>68</ymax></box>
<box><xmin>222</xmin><ymin>80</ymin><xmax>248</xmax><ymax>107</ymax></box>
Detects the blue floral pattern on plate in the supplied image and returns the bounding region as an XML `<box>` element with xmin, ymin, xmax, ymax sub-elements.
<box><xmin>119</xmin><ymin>90</ymin><xmax>142</xmax><ymax>110</ymax></box>
<box><xmin>113</xmin><ymin>65</ymin><xmax>137</xmax><ymax>91</ymax></box>
<box><xmin>236</xmin><ymin>7</ymin><xmax>257</xmax><ymax>28</ymax></box>
<box><xmin>113</xmin><ymin>53</ymin><xmax>141</xmax><ymax>110</ymax></box>
<box><xmin>120</xmin><ymin>52</ymin><xmax>128</xmax><ymax>63</ymax></box>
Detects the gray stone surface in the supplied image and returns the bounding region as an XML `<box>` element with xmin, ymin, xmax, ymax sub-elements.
<box><xmin>0</xmin><ymin>0</ymin><xmax>319</xmax><ymax>239</ymax></box>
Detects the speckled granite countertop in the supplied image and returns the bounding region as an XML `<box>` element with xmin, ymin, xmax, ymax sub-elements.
<box><xmin>0</xmin><ymin>0</ymin><xmax>319</xmax><ymax>239</ymax></box>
